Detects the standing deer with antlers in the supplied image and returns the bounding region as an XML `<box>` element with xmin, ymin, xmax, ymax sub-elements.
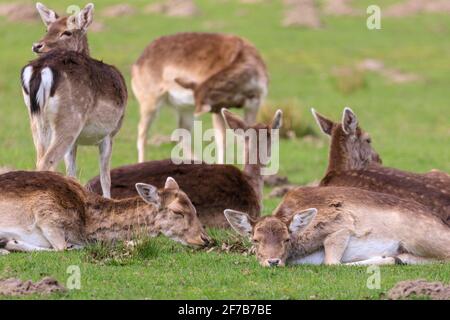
<box><xmin>132</xmin><ymin>32</ymin><xmax>268</xmax><ymax>163</ymax></box>
<box><xmin>311</xmin><ymin>108</ymin><xmax>450</xmax><ymax>225</ymax></box>
<box><xmin>20</xmin><ymin>3</ymin><xmax>127</xmax><ymax>198</ymax></box>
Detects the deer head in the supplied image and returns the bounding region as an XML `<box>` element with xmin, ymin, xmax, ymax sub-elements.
<box><xmin>224</xmin><ymin>208</ymin><xmax>317</xmax><ymax>267</ymax></box>
<box><xmin>136</xmin><ymin>177</ymin><xmax>210</xmax><ymax>247</ymax></box>
<box><xmin>33</xmin><ymin>3</ymin><xmax>94</xmax><ymax>55</ymax></box>
<box><xmin>221</xmin><ymin>108</ymin><xmax>282</xmax><ymax>167</ymax></box>
<box><xmin>312</xmin><ymin>107</ymin><xmax>381</xmax><ymax>172</ymax></box>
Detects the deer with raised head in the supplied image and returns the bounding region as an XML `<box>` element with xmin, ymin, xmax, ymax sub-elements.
<box><xmin>86</xmin><ymin>109</ymin><xmax>282</xmax><ymax>228</ymax></box>
<box><xmin>20</xmin><ymin>3</ymin><xmax>127</xmax><ymax>198</ymax></box>
<box><xmin>311</xmin><ymin>108</ymin><xmax>450</xmax><ymax>225</ymax></box>
<box><xmin>0</xmin><ymin>171</ymin><xmax>210</xmax><ymax>253</ymax></box>
<box><xmin>225</xmin><ymin>186</ymin><xmax>450</xmax><ymax>267</ymax></box>
<box><xmin>132</xmin><ymin>32</ymin><xmax>268</xmax><ymax>163</ymax></box>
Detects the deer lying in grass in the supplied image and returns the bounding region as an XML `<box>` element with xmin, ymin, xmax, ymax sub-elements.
<box><xmin>311</xmin><ymin>108</ymin><xmax>450</xmax><ymax>225</ymax></box>
<box><xmin>0</xmin><ymin>171</ymin><xmax>210</xmax><ymax>253</ymax></box>
<box><xmin>86</xmin><ymin>109</ymin><xmax>282</xmax><ymax>228</ymax></box>
<box><xmin>132</xmin><ymin>32</ymin><xmax>268</xmax><ymax>163</ymax></box>
<box><xmin>20</xmin><ymin>3</ymin><xmax>127</xmax><ymax>198</ymax></box>
<box><xmin>225</xmin><ymin>186</ymin><xmax>450</xmax><ymax>267</ymax></box>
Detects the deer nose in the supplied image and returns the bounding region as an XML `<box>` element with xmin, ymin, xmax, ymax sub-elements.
<box><xmin>32</xmin><ymin>43</ymin><xmax>44</xmax><ymax>53</ymax></box>
<box><xmin>267</xmin><ymin>259</ymin><xmax>281</xmax><ymax>267</ymax></box>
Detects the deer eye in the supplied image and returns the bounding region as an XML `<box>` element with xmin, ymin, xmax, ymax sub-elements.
<box><xmin>61</xmin><ymin>31</ymin><xmax>72</xmax><ymax>37</ymax></box>
<box><xmin>366</xmin><ymin>138</ymin><xmax>372</xmax><ymax>143</ymax></box>
<box><xmin>172</xmin><ymin>210</ymin><xmax>184</xmax><ymax>217</ymax></box>
<box><xmin>284</xmin><ymin>238</ymin><xmax>290</xmax><ymax>243</ymax></box>
<box><xmin>252</xmin><ymin>239</ymin><xmax>259</xmax><ymax>243</ymax></box>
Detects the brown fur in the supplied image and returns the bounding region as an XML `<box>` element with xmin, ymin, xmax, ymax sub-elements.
<box><xmin>313</xmin><ymin>108</ymin><xmax>450</xmax><ymax>225</ymax></box>
<box><xmin>20</xmin><ymin>4</ymin><xmax>127</xmax><ymax>197</ymax></box>
<box><xmin>86</xmin><ymin>160</ymin><xmax>260</xmax><ymax>228</ymax></box>
<box><xmin>132</xmin><ymin>32</ymin><xmax>268</xmax><ymax>163</ymax></box>
<box><xmin>0</xmin><ymin>171</ymin><xmax>209</xmax><ymax>251</ymax></box>
<box><xmin>226</xmin><ymin>186</ymin><xmax>450</xmax><ymax>266</ymax></box>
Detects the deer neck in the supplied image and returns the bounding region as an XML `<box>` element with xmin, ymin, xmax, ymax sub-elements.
<box><xmin>78</xmin><ymin>36</ymin><xmax>90</xmax><ymax>56</ymax></box>
<box><xmin>84</xmin><ymin>196</ymin><xmax>161</xmax><ymax>242</ymax></box>
<box><xmin>243</xmin><ymin>138</ymin><xmax>264</xmax><ymax>206</ymax></box>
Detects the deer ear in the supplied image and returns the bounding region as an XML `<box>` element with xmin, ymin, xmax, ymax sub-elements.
<box><xmin>77</xmin><ymin>3</ymin><xmax>94</xmax><ymax>31</ymax></box>
<box><xmin>221</xmin><ymin>108</ymin><xmax>248</xmax><ymax>134</ymax></box>
<box><xmin>36</xmin><ymin>2</ymin><xmax>58</xmax><ymax>27</ymax></box>
<box><xmin>311</xmin><ymin>108</ymin><xmax>334</xmax><ymax>136</ymax></box>
<box><xmin>289</xmin><ymin>208</ymin><xmax>317</xmax><ymax>234</ymax></box>
<box><xmin>342</xmin><ymin>107</ymin><xmax>358</xmax><ymax>135</ymax></box>
<box><xmin>271</xmin><ymin>109</ymin><xmax>283</xmax><ymax>130</ymax></box>
<box><xmin>164</xmin><ymin>177</ymin><xmax>180</xmax><ymax>190</ymax></box>
<box><xmin>135</xmin><ymin>183</ymin><xmax>160</xmax><ymax>207</ymax></box>
<box><xmin>224</xmin><ymin>209</ymin><xmax>254</xmax><ymax>237</ymax></box>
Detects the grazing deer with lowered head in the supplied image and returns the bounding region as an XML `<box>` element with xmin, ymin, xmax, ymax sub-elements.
<box><xmin>20</xmin><ymin>3</ymin><xmax>127</xmax><ymax>198</ymax></box>
<box><xmin>132</xmin><ymin>32</ymin><xmax>268</xmax><ymax>163</ymax></box>
<box><xmin>0</xmin><ymin>171</ymin><xmax>210</xmax><ymax>253</ymax></box>
<box><xmin>311</xmin><ymin>108</ymin><xmax>450</xmax><ymax>225</ymax></box>
<box><xmin>225</xmin><ymin>186</ymin><xmax>450</xmax><ymax>267</ymax></box>
<box><xmin>86</xmin><ymin>109</ymin><xmax>282</xmax><ymax>228</ymax></box>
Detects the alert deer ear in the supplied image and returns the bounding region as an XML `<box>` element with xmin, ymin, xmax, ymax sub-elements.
<box><xmin>77</xmin><ymin>3</ymin><xmax>94</xmax><ymax>32</ymax></box>
<box><xmin>164</xmin><ymin>177</ymin><xmax>180</xmax><ymax>190</ymax></box>
<box><xmin>36</xmin><ymin>2</ymin><xmax>58</xmax><ymax>27</ymax></box>
<box><xmin>224</xmin><ymin>209</ymin><xmax>254</xmax><ymax>238</ymax></box>
<box><xmin>289</xmin><ymin>208</ymin><xmax>317</xmax><ymax>234</ymax></box>
<box><xmin>311</xmin><ymin>108</ymin><xmax>334</xmax><ymax>136</ymax></box>
<box><xmin>135</xmin><ymin>183</ymin><xmax>160</xmax><ymax>208</ymax></box>
<box><xmin>342</xmin><ymin>107</ymin><xmax>358</xmax><ymax>135</ymax></box>
<box><xmin>221</xmin><ymin>108</ymin><xmax>248</xmax><ymax>134</ymax></box>
<box><xmin>271</xmin><ymin>109</ymin><xmax>283</xmax><ymax>130</ymax></box>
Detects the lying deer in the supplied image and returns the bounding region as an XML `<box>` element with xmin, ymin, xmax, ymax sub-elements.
<box><xmin>86</xmin><ymin>109</ymin><xmax>282</xmax><ymax>228</ymax></box>
<box><xmin>225</xmin><ymin>186</ymin><xmax>450</xmax><ymax>267</ymax></box>
<box><xmin>312</xmin><ymin>108</ymin><xmax>450</xmax><ymax>225</ymax></box>
<box><xmin>0</xmin><ymin>171</ymin><xmax>210</xmax><ymax>253</ymax></box>
<box><xmin>20</xmin><ymin>3</ymin><xmax>127</xmax><ymax>198</ymax></box>
<box><xmin>132</xmin><ymin>32</ymin><xmax>268</xmax><ymax>163</ymax></box>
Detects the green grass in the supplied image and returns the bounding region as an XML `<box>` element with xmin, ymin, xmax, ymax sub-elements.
<box><xmin>0</xmin><ymin>0</ymin><xmax>449</xmax><ymax>299</ymax></box>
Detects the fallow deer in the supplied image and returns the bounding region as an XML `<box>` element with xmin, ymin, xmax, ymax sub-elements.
<box><xmin>86</xmin><ymin>109</ymin><xmax>282</xmax><ymax>228</ymax></box>
<box><xmin>0</xmin><ymin>171</ymin><xmax>210</xmax><ymax>253</ymax></box>
<box><xmin>132</xmin><ymin>32</ymin><xmax>268</xmax><ymax>163</ymax></box>
<box><xmin>20</xmin><ymin>3</ymin><xmax>127</xmax><ymax>198</ymax></box>
<box><xmin>311</xmin><ymin>108</ymin><xmax>450</xmax><ymax>225</ymax></box>
<box><xmin>225</xmin><ymin>186</ymin><xmax>450</xmax><ymax>267</ymax></box>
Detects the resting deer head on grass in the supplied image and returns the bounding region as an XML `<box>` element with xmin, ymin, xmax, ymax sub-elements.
<box><xmin>224</xmin><ymin>208</ymin><xmax>317</xmax><ymax>267</ymax></box>
<box><xmin>312</xmin><ymin>107</ymin><xmax>382</xmax><ymax>172</ymax></box>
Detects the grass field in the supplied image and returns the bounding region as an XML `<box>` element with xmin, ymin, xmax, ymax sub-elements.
<box><xmin>0</xmin><ymin>0</ymin><xmax>449</xmax><ymax>299</ymax></box>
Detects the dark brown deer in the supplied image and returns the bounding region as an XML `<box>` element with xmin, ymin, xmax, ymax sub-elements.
<box><xmin>86</xmin><ymin>109</ymin><xmax>282</xmax><ymax>228</ymax></box>
<box><xmin>132</xmin><ymin>32</ymin><xmax>268</xmax><ymax>163</ymax></box>
<box><xmin>20</xmin><ymin>3</ymin><xmax>127</xmax><ymax>198</ymax></box>
<box><xmin>312</xmin><ymin>108</ymin><xmax>450</xmax><ymax>226</ymax></box>
<box><xmin>225</xmin><ymin>186</ymin><xmax>450</xmax><ymax>267</ymax></box>
<box><xmin>0</xmin><ymin>171</ymin><xmax>210</xmax><ymax>253</ymax></box>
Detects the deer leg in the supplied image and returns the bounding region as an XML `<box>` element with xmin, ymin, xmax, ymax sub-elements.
<box><xmin>3</xmin><ymin>239</ymin><xmax>54</xmax><ymax>252</ymax></box>
<box><xmin>244</xmin><ymin>97</ymin><xmax>261</xmax><ymax>125</ymax></box>
<box><xmin>178</xmin><ymin>108</ymin><xmax>198</xmax><ymax>161</ymax></box>
<box><xmin>30</xmin><ymin>118</ymin><xmax>47</xmax><ymax>167</ymax></box>
<box><xmin>345</xmin><ymin>256</ymin><xmax>397</xmax><ymax>266</ymax></box>
<box><xmin>323</xmin><ymin>229</ymin><xmax>351</xmax><ymax>265</ymax></box>
<box><xmin>395</xmin><ymin>253</ymin><xmax>439</xmax><ymax>265</ymax></box>
<box><xmin>39</xmin><ymin>224</ymin><xmax>68</xmax><ymax>251</ymax></box>
<box><xmin>137</xmin><ymin>96</ymin><xmax>162</xmax><ymax>163</ymax></box>
<box><xmin>98</xmin><ymin>135</ymin><xmax>113</xmax><ymax>198</ymax></box>
<box><xmin>64</xmin><ymin>143</ymin><xmax>78</xmax><ymax>177</ymax></box>
<box><xmin>212</xmin><ymin>112</ymin><xmax>227</xmax><ymax>164</ymax></box>
<box><xmin>37</xmin><ymin>121</ymin><xmax>82</xmax><ymax>172</ymax></box>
